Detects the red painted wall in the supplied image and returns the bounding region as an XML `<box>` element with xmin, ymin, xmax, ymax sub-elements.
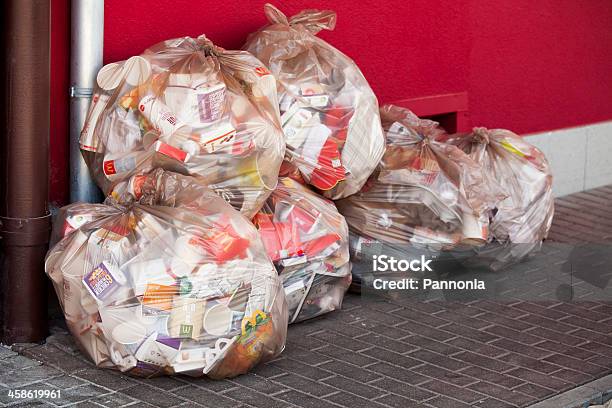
<box><xmin>49</xmin><ymin>0</ymin><xmax>612</xmax><ymax>204</ymax></box>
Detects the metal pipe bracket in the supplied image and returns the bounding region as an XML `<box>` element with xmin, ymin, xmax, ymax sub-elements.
<box><xmin>0</xmin><ymin>213</ymin><xmax>52</xmax><ymax>247</ymax></box>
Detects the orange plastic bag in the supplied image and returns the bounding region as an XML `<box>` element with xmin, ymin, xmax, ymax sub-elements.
<box><xmin>80</xmin><ymin>35</ymin><xmax>285</xmax><ymax>218</ymax></box>
<box><xmin>446</xmin><ymin>127</ymin><xmax>554</xmax><ymax>269</ymax></box>
<box><xmin>244</xmin><ymin>4</ymin><xmax>385</xmax><ymax>199</ymax></box>
<box><xmin>46</xmin><ymin>170</ymin><xmax>287</xmax><ymax>378</ymax></box>
<box><xmin>336</xmin><ymin>106</ymin><xmax>500</xmax><ymax>284</ymax></box>
<box><xmin>253</xmin><ymin>178</ymin><xmax>351</xmax><ymax>323</ymax></box>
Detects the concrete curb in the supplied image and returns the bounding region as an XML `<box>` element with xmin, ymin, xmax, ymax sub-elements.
<box><xmin>527</xmin><ymin>374</ymin><xmax>612</xmax><ymax>408</ymax></box>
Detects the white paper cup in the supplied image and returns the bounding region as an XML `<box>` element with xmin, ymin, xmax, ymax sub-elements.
<box><xmin>123</xmin><ymin>56</ymin><xmax>151</xmax><ymax>87</ymax></box>
<box><xmin>112</xmin><ymin>321</ymin><xmax>147</xmax><ymax>346</ymax></box>
<box><xmin>203</xmin><ymin>304</ymin><xmax>232</xmax><ymax>336</ymax></box>
<box><xmin>97</xmin><ymin>63</ymin><xmax>123</xmax><ymax>91</ymax></box>
<box><xmin>461</xmin><ymin>213</ymin><xmax>488</xmax><ymax>246</ymax></box>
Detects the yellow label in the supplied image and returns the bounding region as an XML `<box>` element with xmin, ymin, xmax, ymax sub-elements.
<box><xmin>500</xmin><ymin>139</ymin><xmax>527</xmax><ymax>157</ymax></box>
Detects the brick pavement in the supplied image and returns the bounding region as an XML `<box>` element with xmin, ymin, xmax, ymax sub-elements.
<box><xmin>1</xmin><ymin>185</ymin><xmax>612</xmax><ymax>408</ymax></box>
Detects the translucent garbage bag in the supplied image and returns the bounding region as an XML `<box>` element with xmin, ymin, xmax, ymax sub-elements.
<box><xmin>244</xmin><ymin>4</ymin><xmax>385</xmax><ymax>199</ymax></box>
<box><xmin>336</xmin><ymin>105</ymin><xmax>500</xmax><ymax>285</ymax></box>
<box><xmin>445</xmin><ymin>127</ymin><xmax>554</xmax><ymax>270</ymax></box>
<box><xmin>45</xmin><ymin>169</ymin><xmax>287</xmax><ymax>379</ymax></box>
<box><xmin>253</xmin><ymin>178</ymin><xmax>351</xmax><ymax>323</ymax></box>
<box><xmin>79</xmin><ymin>35</ymin><xmax>285</xmax><ymax>218</ymax></box>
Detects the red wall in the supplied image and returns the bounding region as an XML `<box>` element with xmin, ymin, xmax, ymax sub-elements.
<box><xmin>49</xmin><ymin>0</ymin><xmax>612</xmax><ymax>204</ymax></box>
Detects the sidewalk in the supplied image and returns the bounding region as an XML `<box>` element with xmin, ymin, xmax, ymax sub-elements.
<box><xmin>1</xmin><ymin>185</ymin><xmax>612</xmax><ymax>408</ymax></box>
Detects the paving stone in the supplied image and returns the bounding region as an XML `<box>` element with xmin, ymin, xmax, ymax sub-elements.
<box><xmin>361</xmin><ymin>323</ymin><xmax>410</xmax><ymax>340</ymax></box>
<box><xmin>273</xmin><ymin>374</ymin><xmax>335</xmax><ymax>397</ymax></box>
<box><xmin>452</xmin><ymin>351</ymin><xmax>515</xmax><ymax>372</ymax></box>
<box><xmin>532</xmin><ymin>340</ymin><xmax>596</xmax><ymax>360</ymax></box>
<box><xmin>395</xmin><ymin>321</ymin><xmax>457</xmax><ymax>341</ymax></box>
<box><xmin>470</xmin><ymin>398</ymin><xmax>515</xmax><ymax>408</ymax></box>
<box><xmin>322</xmin><ymin>375</ymin><xmax>385</xmax><ymax>399</ymax></box>
<box><xmin>368</xmin><ymin>377</ymin><xmax>434</xmax><ymax>402</ymax></box>
<box><xmin>311</xmin><ymin>331</ymin><xmax>371</xmax><ymax>352</ymax></box>
<box><xmin>405</xmin><ymin>335</ymin><xmax>463</xmax><ymax>356</ymax></box>
<box><xmin>172</xmin><ymin>385</ymin><xmax>240</xmax><ymax>408</ymax></box>
<box><xmin>225</xmin><ymin>373</ymin><xmax>287</xmax><ymax>395</ymax></box>
<box><xmin>50</xmin><ymin>384</ymin><xmax>108</xmax><ymax>406</ymax></box>
<box><xmin>315</xmin><ymin>345</ymin><xmax>378</xmax><ymax>367</ymax></box>
<box><xmin>310</xmin><ymin>319</ymin><xmax>369</xmax><ymax>338</ymax></box>
<box><xmin>363</xmin><ymin>347</ymin><xmax>422</xmax><ymax>369</ymax></box>
<box><xmin>543</xmin><ymin>353</ymin><xmax>609</xmax><ymax>376</ymax></box>
<box><xmin>271</xmin><ymin>358</ymin><xmax>333</xmax><ymax>381</ymax></box>
<box><xmin>419</xmin><ymin>379</ymin><xmax>484</xmax><ymax>404</ymax></box>
<box><xmin>90</xmin><ymin>391</ymin><xmax>136</xmax><ymax>407</ymax></box>
<box><xmin>445</xmin><ymin>337</ymin><xmax>506</xmax><ymax>358</ymax></box>
<box><xmin>74</xmin><ymin>368</ymin><xmax>136</xmax><ymax>391</ymax></box>
<box><xmin>514</xmin><ymin>382</ymin><xmax>556</xmax><ymax>399</ymax></box>
<box><xmin>283</xmin><ymin>346</ymin><xmax>333</xmax><ymax>366</ymax></box>
<box><xmin>498</xmin><ymin>352</ymin><xmax>561</xmax><ymax>374</ymax></box>
<box><xmin>134</xmin><ymin>376</ymin><xmax>186</xmax><ymax>391</ymax></box>
<box><xmin>243</xmin><ymin>362</ymin><xmax>285</xmax><ymax>379</ymax></box>
<box><xmin>324</xmin><ymin>390</ymin><xmax>389</xmax><ymax>408</ymax></box>
<box><xmin>356</xmin><ymin>333</ymin><xmax>417</xmax><ymax>354</ymax></box>
<box><xmin>366</xmin><ymin>362</ymin><xmax>430</xmax><ymax>385</ymax></box>
<box><xmin>426</xmin><ymin>395</ymin><xmax>472</xmax><ymax>408</ymax></box>
<box><xmin>317</xmin><ymin>360</ymin><xmax>380</xmax><ymax>383</ymax></box>
<box><xmin>21</xmin><ymin>344</ymin><xmax>91</xmax><ymax>373</ymax></box>
<box><xmin>393</xmin><ymin>307</ymin><xmax>450</xmax><ymax>328</ymax></box>
<box><xmin>275</xmin><ymin>389</ymin><xmax>330</xmax><ymax>408</ymax></box>
<box><xmin>221</xmin><ymin>386</ymin><xmax>289</xmax><ymax>408</ymax></box>
<box><xmin>1</xmin><ymin>355</ymin><xmax>42</xmax><ymax>371</ymax></box>
<box><xmin>467</xmin><ymin>381</ymin><xmax>536</xmax><ymax>406</ymax></box>
<box><xmin>505</xmin><ymin>367</ymin><xmax>572</xmax><ymax>391</ymax></box>
<box><xmin>483</xmin><ymin>325</ymin><xmax>541</xmax><ymax>345</ymax></box>
<box><xmin>373</xmin><ymin>393</ymin><xmax>423</xmax><ymax>408</ymax></box>
<box><xmin>44</xmin><ymin>375</ymin><xmax>86</xmax><ymax>390</ymax></box>
<box><xmin>119</xmin><ymin>384</ymin><xmax>184</xmax><ymax>408</ymax></box>
<box><xmin>408</xmin><ymin>349</ymin><xmax>467</xmax><ymax>371</ymax></box>
<box><xmin>524</xmin><ymin>326</ymin><xmax>586</xmax><ymax>346</ymax></box>
<box><xmin>417</xmin><ymin>364</ymin><xmax>478</xmax><ymax>387</ymax></box>
<box><xmin>0</xmin><ymin>365</ymin><xmax>61</xmax><ymax>388</ymax></box>
<box><xmin>71</xmin><ymin>402</ymin><xmax>103</xmax><ymax>408</ymax></box>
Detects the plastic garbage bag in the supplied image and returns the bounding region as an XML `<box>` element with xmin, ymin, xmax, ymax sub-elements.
<box><xmin>244</xmin><ymin>4</ymin><xmax>385</xmax><ymax>199</ymax></box>
<box><xmin>336</xmin><ymin>105</ymin><xmax>500</xmax><ymax>286</ymax></box>
<box><xmin>253</xmin><ymin>177</ymin><xmax>351</xmax><ymax>323</ymax></box>
<box><xmin>80</xmin><ymin>35</ymin><xmax>285</xmax><ymax>218</ymax></box>
<box><xmin>45</xmin><ymin>169</ymin><xmax>287</xmax><ymax>378</ymax></box>
<box><xmin>445</xmin><ymin>127</ymin><xmax>554</xmax><ymax>269</ymax></box>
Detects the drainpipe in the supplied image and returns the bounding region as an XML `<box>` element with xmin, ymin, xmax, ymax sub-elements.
<box><xmin>0</xmin><ymin>0</ymin><xmax>51</xmax><ymax>344</ymax></box>
<box><xmin>70</xmin><ymin>0</ymin><xmax>104</xmax><ymax>203</ymax></box>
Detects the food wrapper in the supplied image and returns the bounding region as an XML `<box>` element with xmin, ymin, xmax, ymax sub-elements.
<box><xmin>45</xmin><ymin>169</ymin><xmax>287</xmax><ymax>378</ymax></box>
<box><xmin>336</xmin><ymin>105</ymin><xmax>501</xmax><ymax>285</ymax></box>
<box><xmin>253</xmin><ymin>178</ymin><xmax>351</xmax><ymax>323</ymax></box>
<box><xmin>244</xmin><ymin>4</ymin><xmax>385</xmax><ymax>199</ymax></box>
<box><xmin>79</xmin><ymin>35</ymin><xmax>285</xmax><ymax>218</ymax></box>
<box><xmin>445</xmin><ymin>127</ymin><xmax>554</xmax><ymax>270</ymax></box>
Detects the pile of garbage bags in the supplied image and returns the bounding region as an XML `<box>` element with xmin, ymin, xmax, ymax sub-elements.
<box><xmin>336</xmin><ymin>105</ymin><xmax>503</xmax><ymax>283</ymax></box>
<box><xmin>80</xmin><ymin>35</ymin><xmax>285</xmax><ymax>218</ymax></box>
<box><xmin>253</xmin><ymin>177</ymin><xmax>351</xmax><ymax>323</ymax></box>
<box><xmin>47</xmin><ymin>170</ymin><xmax>287</xmax><ymax>378</ymax></box>
<box><xmin>244</xmin><ymin>4</ymin><xmax>386</xmax><ymax>199</ymax></box>
<box><xmin>46</xmin><ymin>3</ymin><xmax>554</xmax><ymax>378</ymax></box>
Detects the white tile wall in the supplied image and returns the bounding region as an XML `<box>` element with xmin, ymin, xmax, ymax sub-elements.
<box><xmin>525</xmin><ymin>120</ymin><xmax>612</xmax><ymax>197</ymax></box>
<box><xmin>585</xmin><ymin>121</ymin><xmax>612</xmax><ymax>190</ymax></box>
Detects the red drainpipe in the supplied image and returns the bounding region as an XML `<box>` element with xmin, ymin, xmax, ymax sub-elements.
<box><xmin>0</xmin><ymin>0</ymin><xmax>51</xmax><ymax>344</ymax></box>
